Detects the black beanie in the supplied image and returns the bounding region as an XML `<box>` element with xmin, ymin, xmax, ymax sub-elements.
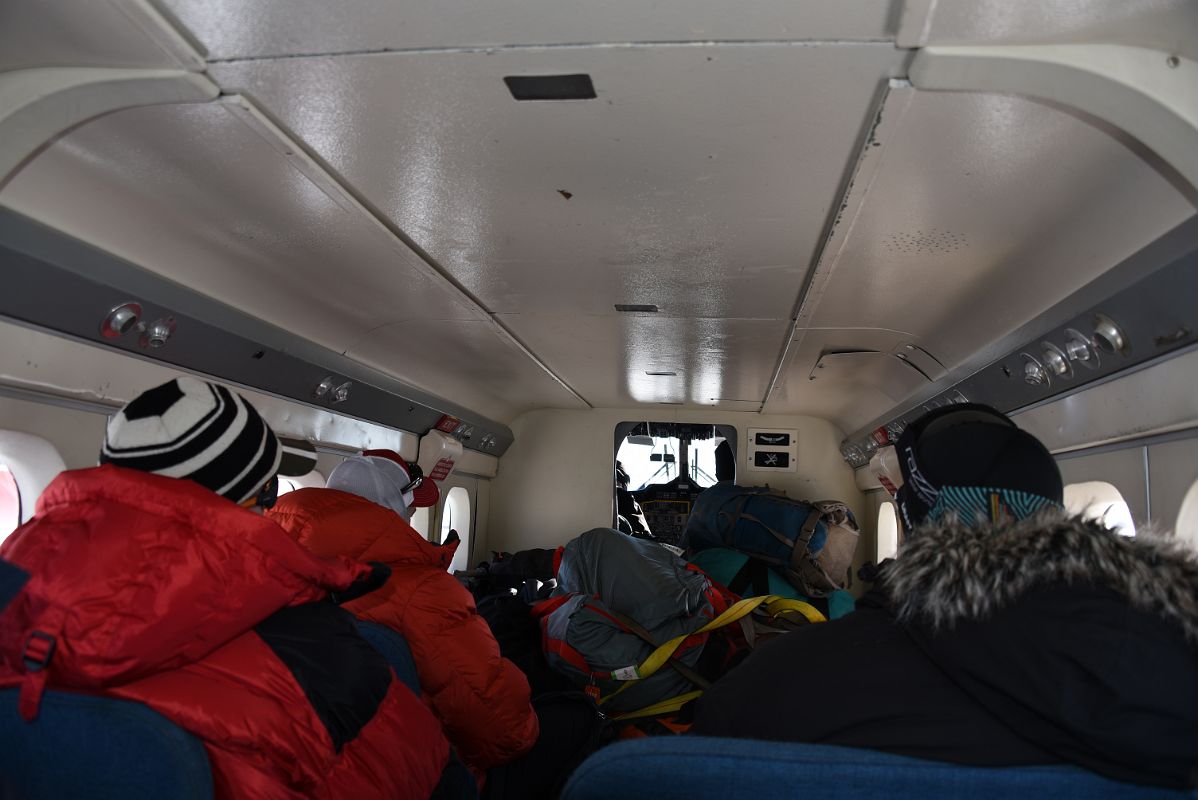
<box><xmin>894</xmin><ymin>404</ymin><xmax>1063</xmax><ymax>531</ymax></box>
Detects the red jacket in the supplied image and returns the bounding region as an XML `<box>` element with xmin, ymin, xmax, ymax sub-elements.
<box><xmin>269</xmin><ymin>488</ymin><xmax>539</xmax><ymax>771</ymax></box>
<box><xmin>0</xmin><ymin>466</ymin><xmax>450</xmax><ymax>799</ymax></box>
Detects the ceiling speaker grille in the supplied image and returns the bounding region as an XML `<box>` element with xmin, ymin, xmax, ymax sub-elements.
<box><xmin>883</xmin><ymin>229</ymin><xmax>969</xmax><ymax>256</ymax></box>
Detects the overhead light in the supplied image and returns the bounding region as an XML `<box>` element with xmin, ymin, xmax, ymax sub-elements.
<box><xmin>504</xmin><ymin>74</ymin><xmax>596</xmax><ymax>101</ymax></box>
<box><xmin>615</xmin><ymin>304</ymin><xmax>659</xmax><ymax>313</ymax></box>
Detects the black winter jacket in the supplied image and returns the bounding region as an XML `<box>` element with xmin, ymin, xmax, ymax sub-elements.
<box><xmin>691</xmin><ymin>513</ymin><xmax>1198</xmax><ymax>789</ymax></box>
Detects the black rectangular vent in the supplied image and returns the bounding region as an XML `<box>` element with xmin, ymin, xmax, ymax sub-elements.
<box><xmin>615</xmin><ymin>304</ymin><xmax>658</xmax><ymax>313</ymax></box>
<box><xmin>645</xmin><ymin>371</ymin><xmax>677</xmax><ymax>377</ymax></box>
<box><xmin>504</xmin><ymin>74</ymin><xmax>596</xmax><ymax>101</ymax></box>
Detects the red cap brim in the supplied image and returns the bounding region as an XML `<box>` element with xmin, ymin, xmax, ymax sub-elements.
<box><xmin>411</xmin><ymin>478</ymin><xmax>440</xmax><ymax>508</ymax></box>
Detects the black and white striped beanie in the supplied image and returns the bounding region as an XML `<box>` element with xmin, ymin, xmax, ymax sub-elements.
<box><xmin>101</xmin><ymin>377</ymin><xmax>282</xmax><ymax>505</ymax></box>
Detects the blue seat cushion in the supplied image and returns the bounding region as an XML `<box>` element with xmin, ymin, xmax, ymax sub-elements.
<box><xmin>0</xmin><ymin>688</ymin><xmax>212</xmax><ymax>799</ymax></box>
<box><xmin>561</xmin><ymin>737</ymin><xmax>1194</xmax><ymax>800</ymax></box>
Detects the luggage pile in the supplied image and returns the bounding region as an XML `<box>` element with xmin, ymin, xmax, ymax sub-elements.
<box><xmin>469</xmin><ymin>485</ymin><xmax>861</xmax><ymax>798</ymax></box>
<box><xmin>541</xmin><ymin>524</ymin><xmax>838</xmax><ymax>715</ymax></box>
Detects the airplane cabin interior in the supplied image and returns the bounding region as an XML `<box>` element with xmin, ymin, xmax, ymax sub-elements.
<box><xmin>0</xmin><ymin>2</ymin><xmax>1196</xmax><ymax>798</ymax></box>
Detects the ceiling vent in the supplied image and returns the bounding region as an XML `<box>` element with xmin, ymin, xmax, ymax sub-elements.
<box><xmin>615</xmin><ymin>304</ymin><xmax>658</xmax><ymax>313</ymax></box>
<box><xmin>504</xmin><ymin>74</ymin><xmax>596</xmax><ymax>101</ymax></box>
<box><xmin>883</xmin><ymin>228</ymin><xmax>969</xmax><ymax>256</ymax></box>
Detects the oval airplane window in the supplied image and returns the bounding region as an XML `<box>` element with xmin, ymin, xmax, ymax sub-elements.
<box><xmin>441</xmin><ymin>487</ymin><xmax>471</xmax><ymax>573</ymax></box>
<box><xmin>0</xmin><ymin>431</ymin><xmax>65</xmax><ymax>527</ymax></box>
<box><xmin>876</xmin><ymin>500</ymin><xmax>900</xmax><ymax>561</ymax></box>
<box><xmin>0</xmin><ymin>466</ymin><xmax>20</xmax><ymax>544</ymax></box>
<box><xmin>277</xmin><ymin>470</ymin><xmax>325</xmax><ymax>496</ymax></box>
<box><xmin>1176</xmin><ymin>479</ymin><xmax>1198</xmax><ymax>551</ymax></box>
<box><xmin>1063</xmin><ymin>481</ymin><xmax>1136</xmax><ymax>537</ymax></box>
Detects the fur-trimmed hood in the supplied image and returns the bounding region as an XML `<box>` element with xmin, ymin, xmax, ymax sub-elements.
<box><xmin>886</xmin><ymin>510</ymin><xmax>1198</xmax><ymax>644</ymax></box>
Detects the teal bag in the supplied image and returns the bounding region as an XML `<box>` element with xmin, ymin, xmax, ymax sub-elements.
<box><xmin>689</xmin><ymin>547</ymin><xmax>856</xmax><ymax>620</ymax></box>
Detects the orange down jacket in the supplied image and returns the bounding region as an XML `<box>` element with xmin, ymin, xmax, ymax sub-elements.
<box><xmin>269</xmin><ymin>488</ymin><xmax>539</xmax><ymax>771</ymax></box>
<box><xmin>0</xmin><ymin>466</ymin><xmax>451</xmax><ymax>800</ymax></box>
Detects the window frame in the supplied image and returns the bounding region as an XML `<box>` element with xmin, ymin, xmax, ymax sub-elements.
<box><xmin>1063</xmin><ymin>480</ymin><xmax>1137</xmax><ymax>537</ymax></box>
<box><xmin>440</xmin><ymin>486</ymin><xmax>472</xmax><ymax>573</ymax></box>
<box><xmin>876</xmin><ymin>499</ymin><xmax>900</xmax><ymax>562</ymax></box>
<box><xmin>0</xmin><ymin>431</ymin><xmax>66</xmax><ymax>529</ymax></box>
<box><xmin>410</xmin><ymin>505</ymin><xmax>431</xmax><ymax>538</ymax></box>
<box><xmin>0</xmin><ymin>465</ymin><xmax>21</xmax><ymax>544</ymax></box>
<box><xmin>611</xmin><ymin>422</ymin><xmax>738</xmax><ymax>529</ymax></box>
<box><xmin>276</xmin><ymin>469</ymin><xmax>325</xmax><ymax>497</ymax></box>
<box><xmin>1175</xmin><ymin>478</ymin><xmax>1198</xmax><ymax>549</ymax></box>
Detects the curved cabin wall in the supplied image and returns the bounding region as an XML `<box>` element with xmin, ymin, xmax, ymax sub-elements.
<box><xmin>488</xmin><ymin>408</ymin><xmax>867</xmax><ymax>581</ymax></box>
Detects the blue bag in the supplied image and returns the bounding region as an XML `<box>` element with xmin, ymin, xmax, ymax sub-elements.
<box><xmin>683</xmin><ymin>484</ymin><xmax>859</xmax><ymax>597</ymax></box>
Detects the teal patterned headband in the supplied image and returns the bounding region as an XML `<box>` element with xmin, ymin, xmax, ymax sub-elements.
<box><xmin>927</xmin><ymin>486</ymin><xmax>1062</xmax><ymax>525</ymax></box>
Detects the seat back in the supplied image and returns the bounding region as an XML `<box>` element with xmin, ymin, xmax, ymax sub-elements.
<box><xmin>0</xmin><ymin>688</ymin><xmax>212</xmax><ymax>800</ymax></box>
<box><xmin>561</xmin><ymin>738</ymin><xmax>1193</xmax><ymax>800</ymax></box>
<box><xmin>354</xmin><ymin>619</ymin><xmax>421</xmax><ymax>695</ymax></box>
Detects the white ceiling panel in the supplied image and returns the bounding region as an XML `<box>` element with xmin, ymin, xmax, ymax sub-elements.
<box><xmin>908</xmin><ymin>0</ymin><xmax>1198</xmax><ymax>60</ymax></box>
<box><xmin>767</xmin><ymin>88</ymin><xmax>1194</xmax><ymax>427</ymax></box>
<box><xmin>768</xmin><ymin>328</ymin><xmax>940</xmax><ymax>428</ymax></box>
<box><xmin>348</xmin><ymin>319</ymin><xmax>588</xmax><ymax>421</ymax></box>
<box><xmin>495</xmin><ymin>314</ymin><xmax>787</xmax><ymax>408</ymax></box>
<box><xmin>1</xmin><ymin>103</ymin><xmax>482</xmax><ymax>343</ymax></box>
<box><xmin>163</xmin><ymin>0</ymin><xmax>896</xmax><ymax>60</ymax></box>
<box><xmin>211</xmin><ymin>44</ymin><xmax>903</xmax><ymax>322</ymax></box>
<box><xmin>0</xmin><ymin>0</ymin><xmax>201</xmax><ymax>72</ymax></box>
<box><xmin>0</xmin><ymin>101</ymin><xmax>583</xmax><ymax>421</ymax></box>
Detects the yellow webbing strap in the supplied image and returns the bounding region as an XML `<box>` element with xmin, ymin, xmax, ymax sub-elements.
<box><xmin>598</xmin><ymin>594</ymin><xmax>827</xmax><ymax>710</ymax></box>
<box><xmin>612</xmin><ymin>690</ymin><xmax>706</xmax><ymax>721</ymax></box>
<box><xmin>631</xmin><ymin>595</ymin><xmax>825</xmax><ymax>683</ymax></box>
<box><xmin>764</xmin><ymin>597</ymin><xmax>827</xmax><ymax>625</ymax></box>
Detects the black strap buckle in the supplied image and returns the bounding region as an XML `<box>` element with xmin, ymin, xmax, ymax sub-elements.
<box><xmin>22</xmin><ymin>630</ymin><xmax>56</xmax><ymax>672</ymax></box>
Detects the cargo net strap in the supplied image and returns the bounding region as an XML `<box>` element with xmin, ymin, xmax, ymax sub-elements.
<box><xmin>602</xmin><ymin>595</ymin><xmax>826</xmax><ymax>720</ymax></box>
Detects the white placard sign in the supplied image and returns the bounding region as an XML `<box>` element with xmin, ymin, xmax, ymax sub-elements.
<box><xmin>747</xmin><ymin>428</ymin><xmax>798</xmax><ymax>472</ymax></box>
